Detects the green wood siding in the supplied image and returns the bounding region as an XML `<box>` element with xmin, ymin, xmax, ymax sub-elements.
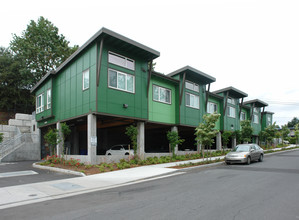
<box><xmin>97</xmin><ymin>45</ymin><xmax>148</xmax><ymax>119</ymax></box>
<box><xmin>35</xmin><ymin>78</ymin><xmax>52</xmax><ymax>122</ymax></box>
<box><xmin>37</xmin><ymin>44</ymin><xmax>97</xmax><ymax>127</ymax></box>
<box><xmin>148</xmin><ymin>75</ymin><xmax>178</xmax><ymax>124</ymax></box>
<box><xmin>207</xmin><ymin>96</ymin><xmax>222</xmax><ymax>130</ymax></box>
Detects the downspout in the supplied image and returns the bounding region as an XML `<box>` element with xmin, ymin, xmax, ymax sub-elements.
<box><xmin>239</xmin><ymin>97</ymin><xmax>244</xmax><ymax>119</ymax></box>
<box><xmin>96</xmin><ymin>38</ymin><xmax>104</xmax><ymax>112</ymax></box>
<box><xmin>261</xmin><ymin>106</ymin><xmax>265</xmax><ymax>125</ymax></box>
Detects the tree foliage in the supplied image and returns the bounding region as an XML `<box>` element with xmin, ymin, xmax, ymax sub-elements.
<box><xmin>281</xmin><ymin>125</ymin><xmax>290</xmax><ymax>141</ymax></box>
<box><xmin>167</xmin><ymin>130</ymin><xmax>184</xmax><ymax>158</ymax></box>
<box><xmin>44</xmin><ymin>128</ymin><xmax>60</xmax><ymax>156</ymax></box>
<box><xmin>222</xmin><ymin>131</ymin><xmax>232</xmax><ymax>148</ymax></box>
<box><xmin>261</xmin><ymin>123</ymin><xmax>278</xmax><ymax>147</ymax></box>
<box><xmin>0</xmin><ymin>47</ymin><xmax>34</xmax><ymax>112</ymax></box>
<box><xmin>195</xmin><ymin>113</ymin><xmax>221</xmax><ymax>159</ymax></box>
<box><xmin>294</xmin><ymin>124</ymin><xmax>299</xmax><ymax>145</ymax></box>
<box><xmin>0</xmin><ymin>133</ymin><xmax>3</xmax><ymax>143</ymax></box>
<box><xmin>10</xmin><ymin>16</ymin><xmax>78</xmax><ymax>88</ymax></box>
<box><xmin>287</xmin><ymin>117</ymin><xmax>299</xmax><ymax>128</ymax></box>
<box><xmin>240</xmin><ymin>120</ymin><xmax>253</xmax><ymax>143</ymax></box>
<box><xmin>125</xmin><ymin>125</ymin><xmax>138</xmax><ymax>156</ymax></box>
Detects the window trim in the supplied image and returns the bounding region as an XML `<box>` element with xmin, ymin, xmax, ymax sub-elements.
<box><xmin>82</xmin><ymin>69</ymin><xmax>90</xmax><ymax>91</ymax></box>
<box><xmin>185</xmin><ymin>80</ymin><xmax>199</xmax><ymax>92</ymax></box>
<box><xmin>152</xmin><ymin>84</ymin><xmax>172</xmax><ymax>105</ymax></box>
<box><xmin>46</xmin><ymin>89</ymin><xmax>51</xmax><ymax>109</ymax></box>
<box><xmin>185</xmin><ymin>92</ymin><xmax>200</xmax><ymax>109</ymax></box>
<box><xmin>108</xmin><ymin>51</ymin><xmax>135</xmax><ymax>71</ymax></box>
<box><xmin>207</xmin><ymin>101</ymin><xmax>217</xmax><ymax>114</ymax></box>
<box><xmin>240</xmin><ymin>111</ymin><xmax>246</xmax><ymax>121</ymax></box>
<box><xmin>253</xmin><ymin>114</ymin><xmax>259</xmax><ymax>124</ymax></box>
<box><xmin>227</xmin><ymin>97</ymin><xmax>235</xmax><ymax>105</ymax></box>
<box><xmin>108</xmin><ymin>68</ymin><xmax>135</xmax><ymax>93</ymax></box>
<box><xmin>36</xmin><ymin>93</ymin><xmax>44</xmax><ymax>114</ymax></box>
<box><xmin>227</xmin><ymin>106</ymin><xmax>236</xmax><ymax>118</ymax></box>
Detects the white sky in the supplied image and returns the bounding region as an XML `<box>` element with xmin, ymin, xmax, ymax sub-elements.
<box><xmin>1</xmin><ymin>0</ymin><xmax>299</xmax><ymax>126</ymax></box>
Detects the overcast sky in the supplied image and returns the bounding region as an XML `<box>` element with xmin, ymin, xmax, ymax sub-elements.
<box><xmin>1</xmin><ymin>0</ymin><xmax>298</xmax><ymax>126</ymax></box>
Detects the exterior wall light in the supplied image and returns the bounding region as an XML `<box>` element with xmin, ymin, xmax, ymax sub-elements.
<box><xmin>123</xmin><ymin>104</ymin><xmax>128</xmax><ymax>108</ymax></box>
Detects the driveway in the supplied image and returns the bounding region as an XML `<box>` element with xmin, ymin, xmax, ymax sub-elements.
<box><xmin>0</xmin><ymin>161</ymin><xmax>76</xmax><ymax>188</ymax></box>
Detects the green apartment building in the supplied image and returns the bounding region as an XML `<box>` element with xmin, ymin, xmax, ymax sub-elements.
<box><xmin>31</xmin><ymin>28</ymin><xmax>274</xmax><ymax>163</ymax></box>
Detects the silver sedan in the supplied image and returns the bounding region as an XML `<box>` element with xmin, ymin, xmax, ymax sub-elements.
<box><xmin>225</xmin><ymin>144</ymin><xmax>264</xmax><ymax>165</ymax></box>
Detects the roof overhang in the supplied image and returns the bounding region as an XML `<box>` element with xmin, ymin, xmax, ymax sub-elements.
<box><xmin>244</xmin><ymin>99</ymin><xmax>268</xmax><ymax>107</ymax></box>
<box><xmin>262</xmin><ymin>111</ymin><xmax>274</xmax><ymax>115</ymax></box>
<box><xmin>213</xmin><ymin>86</ymin><xmax>248</xmax><ymax>98</ymax></box>
<box><xmin>31</xmin><ymin>27</ymin><xmax>160</xmax><ymax>93</ymax></box>
<box><xmin>152</xmin><ymin>71</ymin><xmax>179</xmax><ymax>84</ymax></box>
<box><xmin>167</xmin><ymin>66</ymin><xmax>216</xmax><ymax>84</ymax></box>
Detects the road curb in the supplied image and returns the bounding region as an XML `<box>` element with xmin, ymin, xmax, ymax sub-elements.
<box><xmin>32</xmin><ymin>163</ymin><xmax>86</xmax><ymax>177</ymax></box>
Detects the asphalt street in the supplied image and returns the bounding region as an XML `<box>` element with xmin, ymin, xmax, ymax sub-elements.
<box><xmin>1</xmin><ymin>150</ymin><xmax>299</xmax><ymax>220</ymax></box>
<box><xmin>0</xmin><ymin>161</ymin><xmax>76</xmax><ymax>187</ymax></box>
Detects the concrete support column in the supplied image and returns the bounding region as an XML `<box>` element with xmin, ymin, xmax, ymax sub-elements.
<box><xmin>232</xmin><ymin>137</ymin><xmax>237</xmax><ymax>148</ymax></box>
<box><xmin>56</xmin><ymin>122</ymin><xmax>62</xmax><ymax>156</ymax></box>
<box><xmin>216</xmin><ymin>132</ymin><xmax>222</xmax><ymax>151</ymax></box>
<box><xmin>255</xmin><ymin>136</ymin><xmax>259</xmax><ymax>144</ymax></box>
<box><xmin>171</xmin><ymin>126</ymin><xmax>179</xmax><ymax>155</ymax></box>
<box><xmin>87</xmin><ymin>114</ymin><xmax>97</xmax><ymax>164</ymax></box>
<box><xmin>137</xmin><ymin>122</ymin><xmax>145</xmax><ymax>160</ymax></box>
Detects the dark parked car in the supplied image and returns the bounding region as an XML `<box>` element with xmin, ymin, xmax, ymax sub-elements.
<box><xmin>225</xmin><ymin>144</ymin><xmax>264</xmax><ymax>165</ymax></box>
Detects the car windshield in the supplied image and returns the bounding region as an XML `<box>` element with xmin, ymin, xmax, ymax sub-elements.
<box><xmin>232</xmin><ymin>145</ymin><xmax>250</xmax><ymax>152</ymax></box>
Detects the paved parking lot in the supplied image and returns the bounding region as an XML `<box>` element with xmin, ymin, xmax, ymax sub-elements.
<box><xmin>0</xmin><ymin>161</ymin><xmax>76</xmax><ymax>188</ymax></box>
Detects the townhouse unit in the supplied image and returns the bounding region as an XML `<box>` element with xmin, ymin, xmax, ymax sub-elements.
<box><xmin>31</xmin><ymin>28</ymin><xmax>274</xmax><ymax>163</ymax></box>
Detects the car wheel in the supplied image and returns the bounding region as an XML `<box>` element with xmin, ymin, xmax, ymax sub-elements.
<box><xmin>125</xmin><ymin>152</ymin><xmax>129</xmax><ymax>155</ymax></box>
<box><xmin>246</xmin><ymin>156</ymin><xmax>251</xmax><ymax>165</ymax></box>
<box><xmin>258</xmin><ymin>154</ymin><xmax>263</xmax><ymax>162</ymax></box>
<box><xmin>226</xmin><ymin>162</ymin><xmax>231</xmax><ymax>165</ymax></box>
<box><xmin>107</xmin><ymin>153</ymin><xmax>111</xmax><ymax>156</ymax></box>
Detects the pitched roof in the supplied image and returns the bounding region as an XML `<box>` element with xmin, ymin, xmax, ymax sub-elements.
<box><xmin>213</xmin><ymin>86</ymin><xmax>248</xmax><ymax>98</ymax></box>
<box><xmin>167</xmin><ymin>66</ymin><xmax>216</xmax><ymax>84</ymax></box>
<box><xmin>31</xmin><ymin>27</ymin><xmax>160</xmax><ymax>93</ymax></box>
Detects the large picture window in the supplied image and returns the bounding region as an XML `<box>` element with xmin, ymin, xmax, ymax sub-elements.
<box><xmin>36</xmin><ymin>93</ymin><xmax>44</xmax><ymax>114</ymax></box>
<box><xmin>227</xmin><ymin>106</ymin><xmax>236</xmax><ymax>118</ymax></box>
<box><xmin>108</xmin><ymin>69</ymin><xmax>135</xmax><ymax>93</ymax></box>
<box><xmin>240</xmin><ymin>112</ymin><xmax>246</xmax><ymax>121</ymax></box>
<box><xmin>47</xmin><ymin>89</ymin><xmax>51</xmax><ymax>109</ymax></box>
<box><xmin>186</xmin><ymin>93</ymin><xmax>199</xmax><ymax>109</ymax></box>
<box><xmin>207</xmin><ymin>102</ymin><xmax>217</xmax><ymax>114</ymax></box>
<box><xmin>108</xmin><ymin>52</ymin><xmax>135</xmax><ymax>70</ymax></box>
<box><xmin>82</xmin><ymin>69</ymin><xmax>89</xmax><ymax>90</ymax></box>
<box><xmin>253</xmin><ymin>114</ymin><xmax>259</xmax><ymax>124</ymax></box>
<box><xmin>227</xmin><ymin>97</ymin><xmax>235</xmax><ymax>105</ymax></box>
<box><xmin>153</xmin><ymin>85</ymin><xmax>171</xmax><ymax>104</ymax></box>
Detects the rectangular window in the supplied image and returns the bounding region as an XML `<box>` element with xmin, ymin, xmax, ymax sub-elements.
<box><xmin>47</xmin><ymin>89</ymin><xmax>51</xmax><ymax>109</ymax></box>
<box><xmin>253</xmin><ymin>114</ymin><xmax>259</xmax><ymax>124</ymax></box>
<box><xmin>207</xmin><ymin>102</ymin><xmax>217</xmax><ymax>114</ymax></box>
<box><xmin>108</xmin><ymin>52</ymin><xmax>135</xmax><ymax>71</ymax></box>
<box><xmin>36</xmin><ymin>93</ymin><xmax>44</xmax><ymax>114</ymax></box>
<box><xmin>153</xmin><ymin>85</ymin><xmax>171</xmax><ymax>104</ymax></box>
<box><xmin>240</xmin><ymin>112</ymin><xmax>246</xmax><ymax>121</ymax></box>
<box><xmin>267</xmin><ymin>116</ymin><xmax>271</xmax><ymax>122</ymax></box>
<box><xmin>108</xmin><ymin>69</ymin><xmax>135</xmax><ymax>93</ymax></box>
<box><xmin>185</xmin><ymin>81</ymin><xmax>199</xmax><ymax>92</ymax></box>
<box><xmin>83</xmin><ymin>69</ymin><xmax>89</xmax><ymax>90</ymax></box>
<box><xmin>227</xmin><ymin>106</ymin><xmax>236</xmax><ymax>118</ymax></box>
<box><xmin>227</xmin><ymin>97</ymin><xmax>235</xmax><ymax>105</ymax></box>
<box><xmin>186</xmin><ymin>93</ymin><xmax>199</xmax><ymax>109</ymax></box>
<box><xmin>254</xmin><ymin>107</ymin><xmax>259</xmax><ymax>113</ymax></box>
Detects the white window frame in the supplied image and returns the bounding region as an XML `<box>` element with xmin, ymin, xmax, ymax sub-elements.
<box><xmin>186</xmin><ymin>92</ymin><xmax>200</xmax><ymax>109</ymax></box>
<box><xmin>108</xmin><ymin>69</ymin><xmax>135</xmax><ymax>93</ymax></box>
<box><xmin>82</xmin><ymin>69</ymin><xmax>89</xmax><ymax>90</ymax></box>
<box><xmin>227</xmin><ymin>97</ymin><xmax>235</xmax><ymax>105</ymax></box>
<box><xmin>207</xmin><ymin>102</ymin><xmax>217</xmax><ymax>114</ymax></box>
<box><xmin>227</xmin><ymin>106</ymin><xmax>236</xmax><ymax>118</ymax></box>
<box><xmin>240</xmin><ymin>112</ymin><xmax>246</xmax><ymax>121</ymax></box>
<box><xmin>153</xmin><ymin>85</ymin><xmax>171</xmax><ymax>104</ymax></box>
<box><xmin>36</xmin><ymin>93</ymin><xmax>44</xmax><ymax>114</ymax></box>
<box><xmin>254</xmin><ymin>107</ymin><xmax>259</xmax><ymax>113</ymax></box>
<box><xmin>253</xmin><ymin>114</ymin><xmax>259</xmax><ymax>124</ymax></box>
<box><xmin>46</xmin><ymin>89</ymin><xmax>51</xmax><ymax>109</ymax></box>
<box><xmin>185</xmin><ymin>81</ymin><xmax>199</xmax><ymax>92</ymax></box>
<box><xmin>108</xmin><ymin>51</ymin><xmax>135</xmax><ymax>71</ymax></box>
<box><xmin>267</xmin><ymin>116</ymin><xmax>271</xmax><ymax>122</ymax></box>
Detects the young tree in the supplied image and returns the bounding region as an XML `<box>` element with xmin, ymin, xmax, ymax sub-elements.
<box><xmin>195</xmin><ymin>113</ymin><xmax>221</xmax><ymax>160</ymax></box>
<box><xmin>294</xmin><ymin>124</ymin><xmax>299</xmax><ymax>146</ymax></box>
<box><xmin>0</xmin><ymin>133</ymin><xmax>3</xmax><ymax>143</ymax></box>
<box><xmin>60</xmin><ymin>122</ymin><xmax>71</xmax><ymax>156</ymax></box>
<box><xmin>240</xmin><ymin>120</ymin><xmax>253</xmax><ymax>143</ymax></box>
<box><xmin>125</xmin><ymin>125</ymin><xmax>138</xmax><ymax>156</ymax></box>
<box><xmin>167</xmin><ymin>130</ymin><xmax>184</xmax><ymax>158</ymax></box>
<box><xmin>281</xmin><ymin>125</ymin><xmax>290</xmax><ymax>145</ymax></box>
<box><xmin>263</xmin><ymin>123</ymin><xmax>277</xmax><ymax>147</ymax></box>
<box><xmin>222</xmin><ymin>131</ymin><xmax>232</xmax><ymax>150</ymax></box>
<box><xmin>10</xmin><ymin>16</ymin><xmax>78</xmax><ymax>88</ymax></box>
<box><xmin>44</xmin><ymin>128</ymin><xmax>60</xmax><ymax>156</ymax></box>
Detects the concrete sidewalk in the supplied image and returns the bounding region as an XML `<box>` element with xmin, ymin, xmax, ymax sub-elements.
<box><xmin>0</xmin><ymin>146</ymin><xmax>297</xmax><ymax>210</ymax></box>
